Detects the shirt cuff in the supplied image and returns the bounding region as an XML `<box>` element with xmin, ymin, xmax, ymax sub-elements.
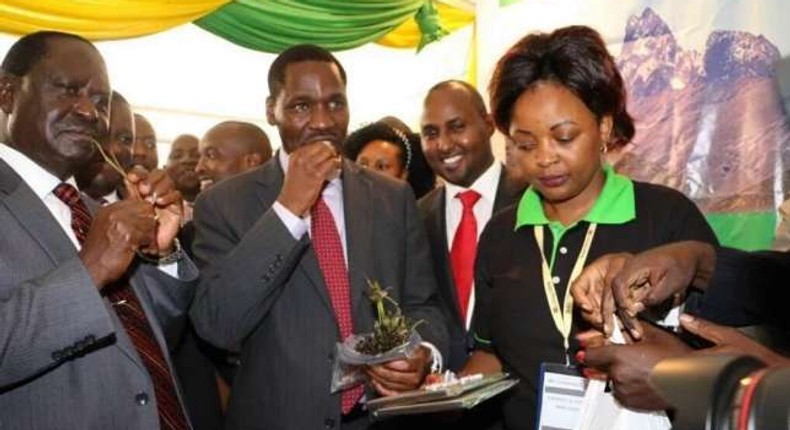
<box><xmin>421</xmin><ymin>341</ymin><xmax>443</xmax><ymax>373</ymax></box>
<box><xmin>157</xmin><ymin>261</ymin><xmax>180</xmax><ymax>278</ymax></box>
<box><xmin>272</xmin><ymin>201</ymin><xmax>308</xmax><ymax>240</ymax></box>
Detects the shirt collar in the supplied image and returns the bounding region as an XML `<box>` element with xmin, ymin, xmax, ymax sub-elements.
<box><xmin>515</xmin><ymin>164</ymin><xmax>635</xmax><ymax>229</ymax></box>
<box><xmin>0</xmin><ymin>143</ymin><xmax>76</xmax><ymax>198</ymax></box>
<box><xmin>445</xmin><ymin>161</ymin><xmax>502</xmax><ymax>204</ymax></box>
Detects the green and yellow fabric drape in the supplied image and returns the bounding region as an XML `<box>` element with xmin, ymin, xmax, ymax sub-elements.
<box><xmin>0</xmin><ymin>0</ymin><xmax>474</xmax><ymax>52</ymax></box>
<box><xmin>199</xmin><ymin>0</ymin><xmax>427</xmax><ymax>52</ymax></box>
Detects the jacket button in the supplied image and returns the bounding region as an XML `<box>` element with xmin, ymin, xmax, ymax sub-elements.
<box><xmin>324</xmin><ymin>417</ymin><xmax>335</xmax><ymax>428</ymax></box>
<box><xmin>135</xmin><ymin>392</ymin><xmax>149</xmax><ymax>406</ymax></box>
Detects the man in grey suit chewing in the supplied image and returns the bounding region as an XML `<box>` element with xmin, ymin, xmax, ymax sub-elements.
<box><xmin>190</xmin><ymin>45</ymin><xmax>448</xmax><ymax>430</ymax></box>
<box><xmin>0</xmin><ymin>32</ymin><xmax>196</xmax><ymax>429</ymax></box>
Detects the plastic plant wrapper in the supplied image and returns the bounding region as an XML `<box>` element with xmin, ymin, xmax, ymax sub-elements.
<box><xmin>330</xmin><ymin>330</ymin><xmax>422</xmax><ymax>393</ymax></box>
<box><xmin>330</xmin><ymin>279</ymin><xmax>424</xmax><ymax>393</ymax></box>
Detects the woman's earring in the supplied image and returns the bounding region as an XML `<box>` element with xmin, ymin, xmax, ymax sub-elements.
<box><xmin>601</xmin><ymin>143</ymin><xmax>608</xmax><ymax>154</ymax></box>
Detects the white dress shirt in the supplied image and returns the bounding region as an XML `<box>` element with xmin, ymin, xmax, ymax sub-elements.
<box><xmin>272</xmin><ymin>149</ymin><xmax>348</xmax><ymax>263</ymax></box>
<box><xmin>443</xmin><ymin>161</ymin><xmax>502</xmax><ymax>250</ymax></box>
<box><xmin>101</xmin><ymin>191</ymin><xmax>120</xmax><ymax>205</ymax></box>
<box><xmin>0</xmin><ymin>143</ymin><xmax>82</xmax><ymax>247</ymax></box>
<box><xmin>443</xmin><ymin>161</ymin><xmax>502</xmax><ymax>329</ymax></box>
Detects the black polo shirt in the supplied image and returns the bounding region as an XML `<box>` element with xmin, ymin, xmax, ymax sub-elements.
<box><xmin>471</xmin><ymin>168</ymin><xmax>717</xmax><ymax>430</ymax></box>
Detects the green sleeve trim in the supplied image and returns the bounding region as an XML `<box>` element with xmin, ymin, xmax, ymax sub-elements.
<box><xmin>473</xmin><ymin>333</ymin><xmax>492</xmax><ymax>345</ymax></box>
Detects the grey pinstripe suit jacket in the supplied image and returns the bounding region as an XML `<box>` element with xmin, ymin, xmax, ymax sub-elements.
<box><xmin>0</xmin><ymin>159</ymin><xmax>198</xmax><ymax>430</ymax></box>
<box><xmin>190</xmin><ymin>157</ymin><xmax>449</xmax><ymax>430</ymax></box>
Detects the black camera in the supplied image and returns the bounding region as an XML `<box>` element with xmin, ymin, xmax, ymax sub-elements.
<box><xmin>650</xmin><ymin>354</ymin><xmax>790</xmax><ymax>430</ymax></box>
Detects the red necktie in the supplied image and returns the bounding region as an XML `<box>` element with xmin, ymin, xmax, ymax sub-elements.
<box><xmin>311</xmin><ymin>198</ymin><xmax>363</xmax><ymax>414</ymax></box>
<box><xmin>450</xmin><ymin>190</ymin><xmax>481</xmax><ymax>324</ymax></box>
<box><xmin>53</xmin><ymin>183</ymin><xmax>189</xmax><ymax>430</ymax></box>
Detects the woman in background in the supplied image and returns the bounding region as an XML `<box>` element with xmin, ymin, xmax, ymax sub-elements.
<box><xmin>343</xmin><ymin>119</ymin><xmax>435</xmax><ymax>199</ymax></box>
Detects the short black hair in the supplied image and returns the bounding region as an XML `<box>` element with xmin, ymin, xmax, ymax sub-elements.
<box><xmin>426</xmin><ymin>79</ymin><xmax>489</xmax><ymax>118</ymax></box>
<box><xmin>343</xmin><ymin>122</ymin><xmax>407</xmax><ymax>166</ymax></box>
<box><xmin>267</xmin><ymin>44</ymin><xmax>347</xmax><ymax>98</ymax></box>
<box><xmin>489</xmin><ymin>25</ymin><xmax>635</xmax><ymax>148</ymax></box>
<box><xmin>1</xmin><ymin>31</ymin><xmax>95</xmax><ymax>77</ymax></box>
<box><xmin>343</xmin><ymin>121</ymin><xmax>435</xmax><ymax>199</ymax></box>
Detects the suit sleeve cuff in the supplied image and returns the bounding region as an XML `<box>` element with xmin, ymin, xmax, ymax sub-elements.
<box><xmin>272</xmin><ymin>201</ymin><xmax>308</xmax><ymax>240</ymax></box>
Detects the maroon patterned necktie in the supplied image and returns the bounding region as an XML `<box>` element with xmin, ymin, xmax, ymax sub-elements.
<box><xmin>450</xmin><ymin>190</ymin><xmax>481</xmax><ymax>324</ymax></box>
<box><xmin>310</xmin><ymin>197</ymin><xmax>363</xmax><ymax>414</ymax></box>
<box><xmin>52</xmin><ymin>183</ymin><xmax>189</xmax><ymax>430</ymax></box>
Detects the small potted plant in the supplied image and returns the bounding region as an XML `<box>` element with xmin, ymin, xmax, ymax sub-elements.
<box><xmin>330</xmin><ymin>280</ymin><xmax>424</xmax><ymax>393</ymax></box>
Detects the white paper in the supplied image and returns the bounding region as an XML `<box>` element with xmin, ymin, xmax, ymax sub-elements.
<box><xmin>573</xmin><ymin>319</ymin><xmax>672</xmax><ymax>430</ymax></box>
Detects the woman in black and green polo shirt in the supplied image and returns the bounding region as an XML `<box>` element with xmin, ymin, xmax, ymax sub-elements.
<box><xmin>460</xmin><ymin>26</ymin><xmax>718</xmax><ymax>430</ymax></box>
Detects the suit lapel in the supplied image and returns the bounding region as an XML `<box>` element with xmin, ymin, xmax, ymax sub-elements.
<box><xmin>341</xmin><ymin>161</ymin><xmax>374</xmax><ymax>319</ymax></box>
<box><xmin>256</xmin><ymin>157</ymin><xmax>334</xmax><ymax>315</ymax></box>
<box><xmin>0</xmin><ymin>159</ymin><xmax>149</xmax><ymax>372</ymax></box>
<box><xmin>0</xmin><ymin>159</ymin><xmax>78</xmax><ymax>265</ymax></box>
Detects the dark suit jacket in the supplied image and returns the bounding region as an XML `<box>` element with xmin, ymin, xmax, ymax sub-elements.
<box><xmin>190</xmin><ymin>157</ymin><xmax>448</xmax><ymax>430</ymax></box>
<box><xmin>697</xmin><ymin>247</ymin><xmax>790</xmax><ymax>348</ymax></box>
<box><xmin>0</xmin><ymin>159</ymin><xmax>198</xmax><ymax>429</ymax></box>
<box><xmin>418</xmin><ymin>167</ymin><xmax>524</xmax><ymax>371</ymax></box>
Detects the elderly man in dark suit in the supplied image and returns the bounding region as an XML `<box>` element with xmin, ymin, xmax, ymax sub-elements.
<box><xmin>190</xmin><ymin>44</ymin><xmax>448</xmax><ymax>430</ymax></box>
<box><xmin>0</xmin><ymin>32</ymin><xmax>196</xmax><ymax>429</ymax></box>
<box><xmin>418</xmin><ymin>80</ymin><xmax>525</xmax><ymax>372</ymax></box>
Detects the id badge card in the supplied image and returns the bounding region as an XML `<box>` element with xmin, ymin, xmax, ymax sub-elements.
<box><xmin>536</xmin><ymin>363</ymin><xmax>587</xmax><ymax>430</ymax></box>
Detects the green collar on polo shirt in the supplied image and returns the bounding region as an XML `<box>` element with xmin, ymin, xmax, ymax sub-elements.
<box><xmin>514</xmin><ymin>164</ymin><xmax>635</xmax><ymax>270</ymax></box>
<box><xmin>515</xmin><ymin>164</ymin><xmax>635</xmax><ymax>230</ymax></box>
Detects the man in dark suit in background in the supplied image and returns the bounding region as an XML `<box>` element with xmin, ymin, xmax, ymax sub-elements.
<box><xmin>75</xmin><ymin>90</ymin><xmax>134</xmax><ymax>203</ymax></box>
<box><xmin>419</xmin><ymin>80</ymin><xmax>524</xmax><ymax>372</ymax></box>
<box><xmin>0</xmin><ymin>31</ymin><xmax>196</xmax><ymax>429</ymax></box>
<box><xmin>166</xmin><ymin>134</ymin><xmax>200</xmax><ymax>222</ymax></box>
<box><xmin>190</xmin><ymin>45</ymin><xmax>448</xmax><ymax>430</ymax></box>
<box><xmin>174</xmin><ymin>120</ymin><xmax>275</xmax><ymax>430</ymax></box>
<box><xmin>196</xmin><ymin>120</ymin><xmax>272</xmax><ymax>188</ymax></box>
<box><xmin>132</xmin><ymin>112</ymin><xmax>159</xmax><ymax>170</ymax></box>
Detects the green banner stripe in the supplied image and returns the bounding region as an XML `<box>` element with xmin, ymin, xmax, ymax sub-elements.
<box><xmin>705</xmin><ymin>211</ymin><xmax>777</xmax><ymax>251</ymax></box>
<box><xmin>196</xmin><ymin>0</ymin><xmax>426</xmax><ymax>53</ymax></box>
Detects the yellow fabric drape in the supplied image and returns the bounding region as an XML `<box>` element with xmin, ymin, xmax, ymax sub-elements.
<box><xmin>0</xmin><ymin>0</ymin><xmax>229</xmax><ymax>40</ymax></box>
<box><xmin>465</xmin><ymin>21</ymin><xmax>477</xmax><ymax>87</ymax></box>
<box><xmin>377</xmin><ymin>2</ymin><xmax>474</xmax><ymax>48</ymax></box>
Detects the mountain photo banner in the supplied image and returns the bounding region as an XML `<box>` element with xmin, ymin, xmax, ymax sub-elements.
<box><xmin>483</xmin><ymin>0</ymin><xmax>790</xmax><ymax>250</ymax></box>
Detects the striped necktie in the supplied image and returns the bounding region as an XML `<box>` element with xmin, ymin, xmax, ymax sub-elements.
<box><xmin>53</xmin><ymin>183</ymin><xmax>189</xmax><ymax>430</ymax></box>
<box><xmin>311</xmin><ymin>197</ymin><xmax>363</xmax><ymax>414</ymax></box>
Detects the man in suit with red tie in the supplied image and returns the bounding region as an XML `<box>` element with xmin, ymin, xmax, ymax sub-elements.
<box><xmin>417</xmin><ymin>80</ymin><xmax>524</xmax><ymax>429</ymax></box>
<box><xmin>190</xmin><ymin>45</ymin><xmax>448</xmax><ymax>430</ymax></box>
<box><xmin>418</xmin><ymin>80</ymin><xmax>525</xmax><ymax>373</ymax></box>
<box><xmin>0</xmin><ymin>31</ymin><xmax>197</xmax><ymax>429</ymax></box>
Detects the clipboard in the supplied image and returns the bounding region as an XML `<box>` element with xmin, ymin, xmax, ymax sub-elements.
<box><xmin>367</xmin><ymin>372</ymin><xmax>518</xmax><ymax>418</ymax></box>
